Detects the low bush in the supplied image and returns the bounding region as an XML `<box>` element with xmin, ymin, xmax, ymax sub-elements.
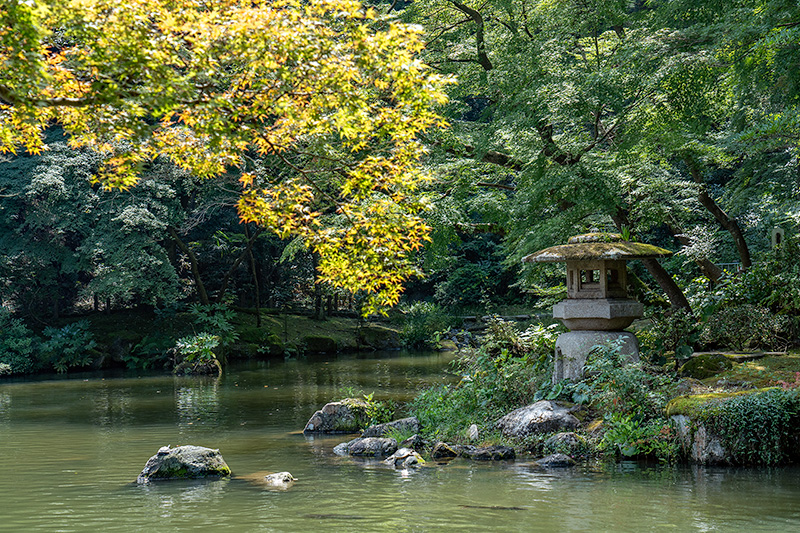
<box><xmin>581</xmin><ymin>342</ymin><xmax>679</xmax><ymax>462</ymax></box>
<box><xmin>410</xmin><ymin>319</ymin><xmax>559</xmax><ymax>441</ymax></box>
<box><xmin>693</xmin><ymin>388</ymin><xmax>800</xmax><ymax>465</ymax></box>
<box><xmin>173</xmin><ymin>333</ymin><xmax>222</xmax><ymax>375</ymax></box>
<box><xmin>583</xmin><ymin>341</ymin><xmax>677</xmax><ymax>419</ymax></box>
<box><xmin>598</xmin><ymin>413</ymin><xmax>678</xmax><ymax>461</ymax></box>
<box><xmin>0</xmin><ymin>311</ymin><xmax>40</xmax><ymax>374</ymax></box>
<box><xmin>397</xmin><ymin>301</ymin><xmax>459</xmax><ymax>349</ymax></box>
<box><xmin>41</xmin><ymin>320</ymin><xmax>97</xmax><ymax>373</ymax></box>
<box><xmin>701</xmin><ymin>304</ymin><xmax>784</xmax><ymax>351</ymax></box>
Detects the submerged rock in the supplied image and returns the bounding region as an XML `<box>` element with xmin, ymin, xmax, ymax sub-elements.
<box><xmin>496</xmin><ymin>401</ymin><xmax>579</xmax><ymax>439</ymax></box>
<box><xmin>136</xmin><ymin>445</ymin><xmax>231</xmax><ymax>483</ymax></box>
<box><xmin>264</xmin><ymin>472</ymin><xmax>297</xmax><ymax>487</ymax></box>
<box><xmin>533</xmin><ymin>453</ymin><xmax>576</xmax><ymax>468</ymax></box>
<box><xmin>303</xmin><ymin>398</ymin><xmax>370</xmax><ymax>434</ymax></box>
<box><xmin>458</xmin><ymin>445</ymin><xmax>516</xmax><ymax>461</ymax></box>
<box><xmin>384</xmin><ymin>448</ymin><xmax>425</xmax><ymax>469</ymax></box>
<box><xmin>334</xmin><ymin>437</ymin><xmax>398</xmax><ymax>457</ymax></box>
<box><xmin>362</xmin><ymin>417</ymin><xmax>420</xmax><ymax>438</ymax></box>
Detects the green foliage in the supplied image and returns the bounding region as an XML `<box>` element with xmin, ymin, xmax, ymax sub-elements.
<box><xmin>410</xmin><ymin>319</ymin><xmax>558</xmax><ymax>440</ymax></box>
<box><xmin>362</xmin><ymin>392</ymin><xmax>396</xmax><ymax>427</ymax></box>
<box><xmin>383</xmin><ymin>425</ymin><xmax>417</xmax><ymax>444</ymax></box>
<box><xmin>583</xmin><ymin>342</ymin><xmax>677</xmax><ymax>419</ymax></box>
<box><xmin>41</xmin><ymin>320</ymin><xmax>97</xmax><ymax>373</ymax></box>
<box><xmin>599</xmin><ymin>413</ymin><xmax>679</xmax><ymax>462</ymax></box>
<box><xmin>126</xmin><ymin>332</ymin><xmax>175</xmax><ymax>370</ymax></box>
<box><xmin>695</xmin><ymin>388</ymin><xmax>800</xmax><ymax>465</ymax></box>
<box><xmin>581</xmin><ymin>342</ymin><xmax>680</xmax><ymax>461</ymax></box>
<box><xmin>398</xmin><ymin>301</ymin><xmax>459</xmax><ymax>349</ymax></box>
<box><xmin>0</xmin><ymin>310</ymin><xmax>39</xmax><ymax>374</ymax></box>
<box><xmin>702</xmin><ymin>304</ymin><xmax>784</xmax><ymax>351</ymax></box>
<box><xmin>639</xmin><ymin>308</ymin><xmax>701</xmax><ymax>365</ymax></box>
<box><xmin>174</xmin><ymin>333</ymin><xmax>221</xmax><ymax>376</ymax></box>
<box><xmin>189</xmin><ymin>303</ymin><xmax>240</xmax><ymax>346</ymax></box>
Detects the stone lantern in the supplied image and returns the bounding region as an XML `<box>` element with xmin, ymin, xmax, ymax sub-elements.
<box><xmin>523</xmin><ymin>233</ymin><xmax>672</xmax><ymax>382</ymax></box>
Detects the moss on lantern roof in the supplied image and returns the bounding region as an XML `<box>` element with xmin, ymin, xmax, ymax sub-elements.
<box><xmin>522</xmin><ymin>233</ymin><xmax>673</xmax><ymax>263</ymax></box>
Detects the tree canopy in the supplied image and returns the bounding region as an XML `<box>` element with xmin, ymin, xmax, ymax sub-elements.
<box><xmin>0</xmin><ymin>0</ymin><xmax>451</xmax><ymax>312</ymax></box>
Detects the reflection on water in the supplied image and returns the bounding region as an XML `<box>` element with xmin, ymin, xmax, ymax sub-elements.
<box><xmin>176</xmin><ymin>377</ymin><xmax>221</xmax><ymax>432</ymax></box>
<box><xmin>1</xmin><ymin>351</ymin><xmax>800</xmax><ymax>532</ymax></box>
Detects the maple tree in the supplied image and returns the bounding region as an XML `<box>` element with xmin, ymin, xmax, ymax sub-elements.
<box><xmin>0</xmin><ymin>0</ymin><xmax>450</xmax><ymax>312</ymax></box>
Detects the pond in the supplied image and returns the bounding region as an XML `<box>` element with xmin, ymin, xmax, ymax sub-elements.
<box><xmin>2</xmin><ymin>351</ymin><xmax>800</xmax><ymax>532</ymax></box>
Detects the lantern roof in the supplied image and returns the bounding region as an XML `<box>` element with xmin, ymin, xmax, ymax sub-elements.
<box><xmin>522</xmin><ymin>233</ymin><xmax>673</xmax><ymax>263</ymax></box>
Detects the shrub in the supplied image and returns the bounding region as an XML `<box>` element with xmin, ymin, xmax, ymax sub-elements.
<box><xmin>41</xmin><ymin>320</ymin><xmax>97</xmax><ymax>373</ymax></box>
<box><xmin>410</xmin><ymin>319</ymin><xmax>558</xmax><ymax>441</ymax></box>
<box><xmin>0</xmin><ymin>311</ymin><xmax>40</xmax><ymax>374</ymax></box>
<box><xmin>398</xmin><ymin>301</ymin><xmax>459</xmax><ymax>349</ymax></box>
<box><xmin>173</xmin><ymin>333</ymin><xmax>222</xmax><ymax>375</ymax></box>
<box><xmin>189</xmin><ymin>303</ymin><xmax>239</xmax><ymax>346</ymax></box>
<box><xmin>639</xmin><ymin>307</ymin><xmax>700</xmax><ymax>366</ymax></box>
<box><xmin>583</xmin><ymin>341</ymin><xmax>677</xmax><ymax>419</ymax></box>
<box><xmin>598</xmin><ymin>413</ymin><xmax>678</xmax><ymax>462</ymax></box>
<box><xmin>694</xmin><ymin>388</ymin><xmax>800</xmax><ymax>465</ymax></box>
<box><xmin>701</xmin><ymin>304</ymin><xmax>783</xmax><ymax>351</ymax></box>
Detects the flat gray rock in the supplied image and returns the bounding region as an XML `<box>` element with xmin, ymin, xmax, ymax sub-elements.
<box><xmin>334</xmin><ymin>437</ymin><xmax>398</xmax><ymax>457</ymax></box>
<box><xmin>496</xmin><ymin>401</ymin><xmax>579</xmax><ymax>438</ymax></box>
<box><xmin>458</xmin><ymin>445</ymin><xmax>516</xmax><ymax>461</ymax></box>
<box><xmin>362</xmin><ymin>417</ymin><xmax>420</xmax><ymax>438</ymax></box>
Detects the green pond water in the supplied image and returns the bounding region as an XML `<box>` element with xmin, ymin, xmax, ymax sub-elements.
<box><xmin>2</xmin><ymin>351</ymin><xmax>800</xmax><ymax>532</ymax></box>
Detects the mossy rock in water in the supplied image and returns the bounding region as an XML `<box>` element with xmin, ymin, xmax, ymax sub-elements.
<box><xmin>303</xmin><ymin>398</ymin><xmax>372</xmax><ymax>433</ymax></box>
<box><xmin>680</xmin><ymin>353</ymin><xmax>733</xmax><ymax>379</ymax></box>
<box><xmin>136</xmin><ymin>445</ymin><xmax>231</xmax><ymax>483</ymax></box>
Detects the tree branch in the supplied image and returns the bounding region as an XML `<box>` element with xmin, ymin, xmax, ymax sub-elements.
<box><xmin>450</xmin><ymin>1</ymin><xmax>493</xmax><ymax>71</ymax></box>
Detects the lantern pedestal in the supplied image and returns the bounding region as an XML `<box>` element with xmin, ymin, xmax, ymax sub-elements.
<box><xmin>553</xmin><ymin>331</ymin><xmax>639</xmax><ymax>383</ymax></box>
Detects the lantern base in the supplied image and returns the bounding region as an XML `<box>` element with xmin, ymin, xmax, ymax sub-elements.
<box><xmin>553</xmin><ymin>331</ymin><xmax>639</xmax><ymax>383</ymax></box>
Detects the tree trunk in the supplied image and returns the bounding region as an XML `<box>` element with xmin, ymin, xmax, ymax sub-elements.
<box><xmin>684</xmin><ymin>156</ymin><xmax>752</xmax><ymax>270</ymax></box>
<box><xmin>168</xmin><ymin>226</ymin><xmax>210</xmax><ymax>306</ymax></box>
<box><xmin>312</xmin><ymin>254</ymin><xmax>324</xmax><ymax>320</ymax></box>
<box><xmin>245</xmin><ymin>225</ymin><xmax>261</xmax><ymax>328</ymax></box>
<box><xmin>612</xmin><ymin>211</ymin><xmax>692</xmax><ymax>310</ymax></box>
<box><xmin>666</xmin><ymin>223</ymin><xmax>723</xmax><ymax>283</ymax></box>
<box><xmin>215</xmin><ymin>227</ymin><xmax>264</xmax><ymax>304</ymax></box>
